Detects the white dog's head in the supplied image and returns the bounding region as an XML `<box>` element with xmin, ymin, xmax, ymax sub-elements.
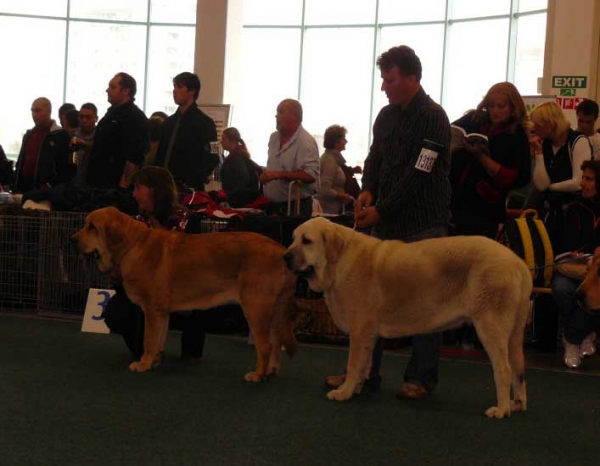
<box><xmin>283</xmin><ymin>217</ymin><xmax>349</xmax><ymax>292</ymax></box>
<box><xmin>71</xmin><ymin>207</ymin><xmax>131</xmax><ymax>273</ymax></box>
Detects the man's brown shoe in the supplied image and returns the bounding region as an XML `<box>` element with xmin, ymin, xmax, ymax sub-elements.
<box><xmin>395</xmin><ymin>382</ymin><xmax>431</xmax><ymax>400</ymax></box>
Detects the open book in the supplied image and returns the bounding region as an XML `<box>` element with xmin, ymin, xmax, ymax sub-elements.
<box><xmin>451</xmin><ymin>125</ymin><xmax>490</xmax><ymax>155</ymax></box>
<box><xmin>554</xmin><ymin>251</ymin><xmax>593</xmax><ymax>262</ymax></box>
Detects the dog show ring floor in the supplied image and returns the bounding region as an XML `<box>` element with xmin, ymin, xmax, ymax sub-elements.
<box><xmin>1</xmin><ymin>314</ymin><xmax>600</xmax><ymax>466</ymax></box>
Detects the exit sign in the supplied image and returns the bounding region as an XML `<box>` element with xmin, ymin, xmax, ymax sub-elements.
<box><xmin>552</xmin><ymin>76</ymin><xmax>587</xmax><ymax>88</ymax></box>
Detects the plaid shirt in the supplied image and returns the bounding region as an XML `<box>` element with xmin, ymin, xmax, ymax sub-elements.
<box><xmin>362</xmin><ymin>88</ymin><xmax>451</xmax><ymax>240</ymax></box>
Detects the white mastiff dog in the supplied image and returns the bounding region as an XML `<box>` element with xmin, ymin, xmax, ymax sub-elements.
<box><xmin>284</xmin><ymin>217</ymin><xmax>532</xmax><ymax>419</ymax></box>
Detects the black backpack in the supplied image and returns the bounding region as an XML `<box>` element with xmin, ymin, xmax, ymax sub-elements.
<box><xmin>498</xmin><ymin>209</ymin><xmax>554</xmax><ymax>288</ymax></box>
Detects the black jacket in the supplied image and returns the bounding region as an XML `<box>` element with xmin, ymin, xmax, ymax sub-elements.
<box><xmin>14</xmin><ymin>121</ymin><xmax>73</xmax><ymax>192</ymax></box>
<box><xmin>154</xmin><ymin>104</ymin><xmax>218</xmax><ymax>191</ymax></box>
<box><xmin>86</xmin><ymin>101</ymin><xmax>149</xmax><ymax>189</ymax></box>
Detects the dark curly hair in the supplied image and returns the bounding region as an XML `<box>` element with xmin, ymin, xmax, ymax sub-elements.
<box><xmin>581</xmin><ymin>159</ymin><xmax>600</xmax><ymax>201</ymax></box>
<box><xmin>376</xmin><ymin>45</ymin><xmax>422</xmax><ymax>81</ymax></box>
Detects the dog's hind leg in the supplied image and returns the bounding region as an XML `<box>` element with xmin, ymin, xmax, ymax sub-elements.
<box><xmin>509</xmin><ymin>297</ymin><xmax>529</xmax><ymax>413</ymax></box>
<box><xmin>473</xmin><ymin>314</ymin><xmax>512</xmax><ymax>419</ymax></box>
<box><xmin>242</xmin><ymin>300</ymin><xmax>273</xmax><ymax>383</ymax></box>
<box><xmin>129</xmin><ymin>310</ymin><xmax>169</xmax><ymax>373</ymax></box>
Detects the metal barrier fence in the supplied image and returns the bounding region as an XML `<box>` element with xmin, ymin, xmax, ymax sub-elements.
<box><xmin>0</xmin><ymin>212</ymin><xmax>110</xmax><ymax>316</ymax></box>
<box><xmin>0</xmin><ymin>212</ymin><xmax>241</xmax><ymax>316</ymax></box>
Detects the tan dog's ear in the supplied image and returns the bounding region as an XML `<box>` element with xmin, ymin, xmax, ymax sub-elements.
<box><xmin>322</xmin><ymin>222</ymin><xmax>346</xmax><ymax>264</ymax></box>
<box><xmin>594</xmin><ymin>246</ymin><xmax>600</xmax><ymax>258</ymax></box>
<box><xmin>103</xmin><ymin>214</ymin><xmax>126</xmax><ymax>251</ymax></box>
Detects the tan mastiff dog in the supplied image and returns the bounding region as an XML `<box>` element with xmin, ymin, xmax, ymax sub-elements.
<box><xmin>284</xmin><ymin>217</ymin><xmax>532</xmax><ymax>418</ymax></box>
<box><xmin>73</xmin><ymin>206</ymin><xmax>298</xmax><ymax>382</ymax></box>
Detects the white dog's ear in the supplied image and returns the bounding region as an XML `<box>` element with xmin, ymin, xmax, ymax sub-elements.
<box><xmin>322</xmin><ymin>223</ymin><xmax>346</xmax><ymax>264</ymax></box>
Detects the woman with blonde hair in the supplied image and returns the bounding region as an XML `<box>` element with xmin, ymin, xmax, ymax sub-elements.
<box><xmin>450</xmin><ymin>82</ymin><xmax>531</xmax><ymax>238</ymax></box>
<box><xmin>220</xmin><ymin>127</ymin><xmax>262</xmax><ymax>207</ymax></box>
<box><xmin>530</xmin><ymin>100</ymin><xmax>593</xmax><ymax>251</ymax></box>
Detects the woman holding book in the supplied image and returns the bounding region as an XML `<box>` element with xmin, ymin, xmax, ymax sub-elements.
<box><xmin>529</xmin><ymin>101</ymin><xmax>593</xmax><ymax>252</ymax></box>
<box><xmin>552</xmin><ymin>159</ymin><xmax>600</xmax><ymax>368</ymax></box>
<box><xmin>450</xmin><ymin>82</ymin><xmax>531</xmax><ymax>238</ymax></box>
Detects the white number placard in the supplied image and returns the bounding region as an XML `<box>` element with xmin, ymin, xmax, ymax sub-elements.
<box><xmin>81</xmin><ymin>288</ymin><xmax>115</xmax><ymax>334</ymax></box>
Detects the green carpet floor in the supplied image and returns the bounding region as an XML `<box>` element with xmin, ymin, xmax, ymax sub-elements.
<box><xmin>1</xmin><ymin>315</ymin><xmax>599</xmax><ymax>466</ymax></box>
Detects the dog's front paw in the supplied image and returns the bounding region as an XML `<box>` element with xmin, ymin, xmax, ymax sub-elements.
<box><xmin>244</xmin><ymin>371</ymin><xmax>265</xmax><ymax>382</ymax></box>
<box><xmin>129</xmin><ymin>361</ymin><xmax>152</xmax><ymax>372</ymax></box>
<box><xmin>485</xmin><ymin>406</ymin><xmax>510</xmax><ymax>419</ymax></box>
<box><xmin>326</xmin><ymin>388</ymin><xmax>354</xmax><ymax>401</ymax></box>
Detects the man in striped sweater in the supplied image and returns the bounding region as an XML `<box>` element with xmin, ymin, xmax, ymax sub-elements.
<box><xmin>326</xmin><ymin>45</ymin><xmax>452</xmax><ymax>401</ymax></box>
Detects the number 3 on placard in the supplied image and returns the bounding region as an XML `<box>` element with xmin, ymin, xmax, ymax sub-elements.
<box><xmin>92</xmin><ymin>290</ymin><xmax>112</xmax><ymax>321</ymax></box>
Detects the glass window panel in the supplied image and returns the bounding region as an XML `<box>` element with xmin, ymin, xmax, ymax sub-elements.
<box><xmin>514</xmin><ymin>13</ymin><xmax>547</xmax><ymax>96</ymax></box>
<box><xmin>150</xmin><ymin>0</ymin><xmax>197</xmax><ymax>24</ymax></box>
<box><xmin>300</xmin><ymin>28</ymin><xmax>375</xmax><ymax>169</ymax></box>
<box><xmin>146</xmin><ymin>26</ymin><xmax>196</xmax><ymax>117</ymax></box>
<box><xmin>377</xmin><ymin>25</ymin><xmax>445</xmax><ymax>116</ymax></box>
<box><xmin>378</xmin><ymin>0</ymin><xmax>446</xmax><ymax>24</ymax></box>
<box><xmin>0</xmin><ymin>0</ymin><xmax>67</xmax><ymax>17</ymax></box>
<box><xmin>0</xmin><ymin>17</ymin><xmax>66</xmax><ymax>158</ymax></box>
<box><xmin>70</xmin><ymin>0</ymin><xmax>148</xmax><ymax>22</ymax></box>
<box><xmin>66</xmin><ymin>22</ymin><xmax>147</xmax><ymax>119</ymax></box>
<box><xmin>304</xmin><ymin>0</ymin><xmax>376</xmax><ymax>26</ymax></box>
<box><xmin>243</xmin><ymin>0</ymin><xmax>303</xmax><ymax>26</ymax></box>
<box><xmin>450</xmin><ymin>0</ymin><xmax>510</xmax><ymax>20</ymax></box>
<box><xmin>443</xmin><ymin>18</ymin><xmax>510</xmax><ymax>122</ymax></box>
<box><xmin>231</xmin><ymin>29</ymin><xmax>301</xmax><ymax>166</ymax></box>
<box><xmin>518</xmin><ymin>0</ymin><xmax>548</xmax><ymax>13</ymax></box>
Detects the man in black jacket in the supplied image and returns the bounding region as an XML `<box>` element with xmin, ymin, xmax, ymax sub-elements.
<box><xmin>154</xmin><ymin>72</ymin><xmax>219</xmax><ymax>192</ymax></box>
<box><xmin>86</xmin><ymin>72</ymin><xmax>149</xmax><ymax>190</ymax></box>
<box><xmin>14</xmin><ymin>97</ymin><xmax>72</xmax><ymax>193</ymax></box>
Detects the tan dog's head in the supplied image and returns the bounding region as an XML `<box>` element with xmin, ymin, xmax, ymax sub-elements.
<box><xmin>72</xmin><ymin>207</ymin><xmax>130</xmax><ymax>272</ymax></box>
<box><xmin>283</xmin><ymin>217</ymin><xmax>348</xmax><ymax>292</ymax></box>
<box><xmin>576</xmin><ymin>247</ymin><xmax>600</xmax><ymax>313</ymax></box>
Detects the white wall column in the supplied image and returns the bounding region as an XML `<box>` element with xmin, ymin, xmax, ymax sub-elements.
<box><xmin>543</xmin><ymin>0</ymin><xmax>600</xmax><ymax>123</ymax></box>
<box><xmin>195</xmin><ymin>0</ymin><xmax>229</xmax><ymax>104</ymax></box>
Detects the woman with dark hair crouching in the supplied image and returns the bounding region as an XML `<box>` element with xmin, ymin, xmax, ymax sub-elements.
<box><xmin>552</xmin><ymin>160</ymin><xmax>600</xmax><ymax>368</ymax></box>
<box><xmin>102</xmin><ymin>166</ymin><xmax>207</xmax><ymax>362</ymax></box>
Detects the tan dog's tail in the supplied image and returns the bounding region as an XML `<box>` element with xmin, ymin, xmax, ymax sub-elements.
<box><xmin>272</xmin><ymin>276</ymin><xmax>299</xmax><ymax>359</ymax></box>
<box><xmin>280</xmin><ymin>298</ymin><xmax>299</xmax><ymax>359</ymax></box>
<box><xmin>282</xmin><ymin>320</ymin><xmax>298</xmax><ymax>359</ymax></box>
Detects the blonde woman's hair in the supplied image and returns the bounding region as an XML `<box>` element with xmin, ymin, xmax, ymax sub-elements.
<box><xmin>473</xmin><ymin>82</ymin><xmax>530</xmax><ymax>133</ymax></box>
<box><xmin>530</xmin><ymin>101</ymin><xmax>571</xmax><ymax>140</ymax></box>
<box><xmin>222</xmin><ymin>127</ymin><xmax>250</xmax><ymax>158</ymax></box>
